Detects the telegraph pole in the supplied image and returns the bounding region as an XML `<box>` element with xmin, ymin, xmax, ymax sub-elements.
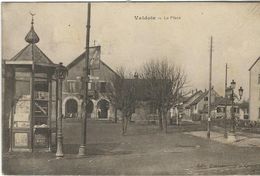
<box><xmin>78</xmin><ymin>2</ymin><xmax>91</xmax><ymax>156</ymax></box>
<box><xmin>207</xmin><ymin>36</ymin><xmax>213</xmax><ymax>139</ymax></box>
<box><xmin>224</xmin><ymin>63</ymin><xmax>228</xmax><ymax>138</ymax></box>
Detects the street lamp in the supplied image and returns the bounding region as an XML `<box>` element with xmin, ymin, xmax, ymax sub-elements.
<box><xmin>230</xmin><ymin>79</ymin><xmax>236</xmax><ymax>90</ymax></box>
<box><xmin>229</xmin><ymin>79</ymin><xmax>243</xmax><ymax>136</ymax></box>
<box><xmin>55</xmin><ymin>62</ymin><xmax>67</xmax><ymax>159</ymax></box>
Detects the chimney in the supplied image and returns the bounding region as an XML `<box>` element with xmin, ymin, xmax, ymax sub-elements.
<box><xmin>134</xmin><ymin>72</ymin><xmax>139</xmax><ymax>79</ymax></box>
<box><xmin>196</xmin><ymin>89</ymin><xmax>198</xmax><ymax>92</ymax></box>
<box><xmin>192</xmin><ymin>90</ymin><xmax>194</xmax><ymax>95</ymax></box>
<box><xmin>205</xmin><ymin>89</ymin><xmax>207</xmax><ymax>92</ymax></box>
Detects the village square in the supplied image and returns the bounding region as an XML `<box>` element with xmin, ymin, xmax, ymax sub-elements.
<box><xmin>1</xmin><ymin>2</ymin><xmax>260</xmax><ymax>175</ymax></box>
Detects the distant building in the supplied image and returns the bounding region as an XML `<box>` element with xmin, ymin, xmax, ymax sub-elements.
<box><xmin>188</xmin><ymin>88</ymin><xmax>220</xmax><ymax>120</ymax></box>
<box><xmin>182</xmin><ymin>90</ymin><xmax>203</xmax><ymax>119</ymax></box>
<box><xmin>210</xmin><ymin>97</ymin><xmax>240</xmax><ymax>119</ymax></box>
<box><xmin>249</xmin><ymin>57</ymin><xmax>260</xmax><ymax>121</ymax></box>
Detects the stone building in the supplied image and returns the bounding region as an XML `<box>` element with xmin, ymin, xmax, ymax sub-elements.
<box><xmin>62</xmin><ymin>46</ymin><xmax>118</xmax><ymax>121</ymax></box>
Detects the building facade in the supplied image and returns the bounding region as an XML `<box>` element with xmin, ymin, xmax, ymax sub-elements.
<box><xmin>62</xmin><ymin>46</ymin><xmax>118</xmax><ymax>121</ymax></box>
<box><xmin>182</xmin><ymin>90</ymin><xmax>203</xmax><ymax>119</ymax></box>
<box><xmin>249</xmin><ymin>57</ymin><xmax>260</xmax><ymax>121</ymax></box>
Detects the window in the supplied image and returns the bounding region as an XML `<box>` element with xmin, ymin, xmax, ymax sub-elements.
<box><xmin>66</xmin><ymin>80</ymin><xmax>80</xmax><ymax>93</ymax></box>
<box><xmin>258</xmin><ymin>74</ymin><xmax>260</xmax><ymax>84</ymax></box>
<box><xmin>217</xmin><ymin>107</ymin><xmax>226</xmax><ymax>113</ymax></box>
<box><xmin>88</xmin><ymin>82</ymin><xmax>92</xmax><ymax>90</ymax></box>
<box><xmin>233</xmin><ymin>107</ymin><xmax>240</xmax><ymax>113</ymax></box>
<box><xmin>216</xmin><ymin>107</ymin><xmax>225</xmax><ymax>113</ymax></box>
<box><xmin>100</xmin><ymin>82</ymin><xmax>106</xmax><ymax>93</ymax></box>
<box><xmin>204</xmin><ymin>97</ymin><xmax>208</xmax><ymax>101</ymax></box>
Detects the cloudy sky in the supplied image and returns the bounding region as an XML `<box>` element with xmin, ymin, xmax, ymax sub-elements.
<box><xmin>2</xmin><ymin>2</ymin><xmax>260</xmax><ymax>99</ymax></box>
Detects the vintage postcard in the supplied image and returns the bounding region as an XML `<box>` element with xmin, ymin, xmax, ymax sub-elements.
<box><xmin>2</xmin><ymin>2</ymin><xmax>260</xmax><ymax>175</ymax></box>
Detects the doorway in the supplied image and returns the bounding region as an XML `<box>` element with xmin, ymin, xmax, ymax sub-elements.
<box><xmin>97</xmin><ymin>99</ymin><xmax>109</xmax><ymax>119</ymax></box>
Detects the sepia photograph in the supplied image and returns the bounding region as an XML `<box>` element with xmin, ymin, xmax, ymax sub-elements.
<box><xmin>1</xmin><ymin>2</ymin><xmax>260</xmax><ymax>175</ymax></box>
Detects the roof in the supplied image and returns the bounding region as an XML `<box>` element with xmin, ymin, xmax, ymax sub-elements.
<box><xmin>190</xmin><ymin>91</ymin><xmax>208</xmax><ymax>106</ymax></box>
<box><xmin>6</xmin><ymin>44</ymin><xmax>55</xmax><ymax>67</ymax></box>
<box><xmin>6</xmin><ymin>18</ymin><xmax>56</xmax><ymax>67</ymax></box>
<box><xmin>123</xmin><ymin>79</ymin><xmax>169</xmax><ymax>101</ymax></box>
<box><xmin>249</xmin><ymin>57</ymin><xmax>260</xmax><ymax>71</ymax></box>
<box><xmin>183</xmin><ymin>90</ymin><xmax>203</xmax><ymax>104</ymax></box>
<box><xmin>25</xmin><ymin>26</ymin><xmax>40</xmax><ymax>44</ymax></box>
<box><xmin>124</xmin><ymin>79</ymin><xmax>149</xmax><ymax>101</ymax></box>
<box><xmin>213</xmin><ymin>97</ymin><xmax>233</xmax><ymax>107</ymax></box>
<box><xmin>66</xmin><ymin>45</ymin><xmax>119</xmax><ymax>77</ymax></box>
<box><xmin>67</xmin><ymin>46</ymin><xmax>101</xmax><ymax>69</ymax></box>
<box><xmin>189</xmin><ymin>88</ymin><xmax>220</xmax><ymax>107</ymax></box>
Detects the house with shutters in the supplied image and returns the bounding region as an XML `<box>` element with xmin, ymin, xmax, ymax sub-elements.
<box><xmin>249</xmin><ymin>57</ymin><xmax>260</xmax><ymax>121</ymax></box>
<box><xmin>210</xmin><ymin>96</ymin><xmax>241</xmax><ymax>119</ymax></box>
<box><xmin>62</xmin><ymin>46</ymin><xmax>118</xmax><ymax>120</ymax></box>
<box><xmin>187</xmin><ymin>88</ymin><xmax>220</xmax><ymax>120</ymax></box>
<box><xmin>182</xmin><ymin>90</ymin><xmax>203</xmax><ymax>119</ymax></box>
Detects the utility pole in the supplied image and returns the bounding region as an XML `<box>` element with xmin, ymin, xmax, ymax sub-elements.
<box><xmin>224</xmin><ymin>63</ymin><xmax>228</xmax><ymax>138</ymax></box>
<box><xmin>207</xmin><ymin>36</ymin><xmax>213</xmax><ymax>139</ymax></box>
<box><xmin>78</xmin><ymin>2</ymin><xmax>91</xmax><ymax>156</ymax></box>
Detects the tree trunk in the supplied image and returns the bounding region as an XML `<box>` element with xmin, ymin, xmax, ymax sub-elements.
<box><xmin>114</xmin><ymin>108</ymin><xmax>118</xmax><ymax>123</ymax></box>
<box><xmin>158</xmin><ymin>109</ymin><xmax>163</xmax><ymax>130</ymax></box>
<box><xmin>163</xmin><ymin>110</ymin><xmax>168</xmax><ymax>133</ymax></box>
<box><xmin>124</xmin><ymin>115</ymin><xmax>129</xmax><ymax>133</ymax></box>
<box><xmin>122</xmin><ymin>113</ymin><xmax>125</xmax><ymax>135</ymax></box>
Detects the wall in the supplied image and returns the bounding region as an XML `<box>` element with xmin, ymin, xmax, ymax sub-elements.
<box><xmin>63</xmin><ymin>57</ymin><xmax>118</xmax><ymax>121</ymax></box>
<box><xmin>182</xmin><ymin>91</ymin><xmax>203</xmax><ymax>119</ymax></box>
<box><xmin>191</xmin><ymin>90</ymin><xmax>219</xmax><ymax>115</ymax></box>
<box><xmin>2</xmin><ymin>65</ymin><xmax>15</xmax><ymax>152</ymax></box>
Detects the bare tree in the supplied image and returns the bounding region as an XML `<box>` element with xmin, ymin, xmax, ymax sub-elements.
<box><xmin>107</xmin><ymin>67</ymin><xmax>136</xmax><ymax>135</ymax></box>
<box><xmin>141</xmin><ymin>59</ymin><xmax>186</xmax><ymax>133</ymax></box>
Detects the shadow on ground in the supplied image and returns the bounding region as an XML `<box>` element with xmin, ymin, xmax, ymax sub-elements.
<box><xmin>63</xmin><ymin>142</ymin><xmax>132</xmax><ymax>156</ymax></box>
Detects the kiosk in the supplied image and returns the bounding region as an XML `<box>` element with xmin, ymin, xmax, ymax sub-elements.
<box><xmin>6</xmin><ymin>16</ymin><xmax>58</xmax><ymax>152</ymax></box>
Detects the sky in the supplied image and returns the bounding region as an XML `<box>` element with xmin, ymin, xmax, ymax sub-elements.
<box><xmin>2</xmin><ymin>2</ymin><xmax>260</xmax><ymax>99</ymax></box>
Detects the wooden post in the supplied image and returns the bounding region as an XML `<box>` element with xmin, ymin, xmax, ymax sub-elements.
<box><xmin>207</xmin><ymin>36</ymin><xmax>213</xmax><ymax>139</ymax></box>
<box><xmin>9</xmin><ymin>68</ymin><xmax>15</xmax><ymax>152</ymax></box>
<box><xmin>78</xmin><ymin>2</ymin><xmax>91</xmax><ymax>156</ymax></box>
<box><xmin>48</xmin><ymin>74</ymin><xmax>52</xmax><ymax>151</ymax></box>
<box><xmin>55</xmin><ymin>79</ymin><xmax>58</xmax><ymax>149</ymax></box>
<box><xmin>30</xmin><ymin>44</ymin><xmax>35</xmax><ymax>151</ymax></box>
<box><xmin>224</xmin><ymin>63</ymin><xmax>228</xmax><ymax>138</ymax></box>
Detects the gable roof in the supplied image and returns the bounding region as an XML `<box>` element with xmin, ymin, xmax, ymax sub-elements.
<box><xmin>67</xmin><ymin>46</ymin><xmax>101</xmax><ymax>70</ymax></box>
<box><xmin>189</xmin><ymin>88</ymin><xmax>219</xmax><ymax>106</ymax></box>
<box><xmin>6</xmin><ymin>44</ymin><xmax>55</xmax><ymax>67</ymax></box>
<box><xmin>212</xmin><ymin>97</ymin><xmax>233</xmax><ymax>107</ymax></box>
<box><xmin>66</xmin><ymin>45</ymin><xmax>118</xmax><ymax>77</ymax></box>
<box><xmin>190</xmin><ymin>91</ymin><xmax>208</xmax><ymax>106</ymax></box>
<box><xmin>183</xmin><ymin>90</ymin><xmax>203</xmax><ymax>104</ymax></box>
<box><xmin>249</xmin><ymin>57</ymin><xmax>260</xmax><ymax>71</ymax></box>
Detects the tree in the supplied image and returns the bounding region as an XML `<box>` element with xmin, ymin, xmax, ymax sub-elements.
<box><xmin>107</xmin><ymin>67</ymin><xmax>136</xmax><ymax>135</ymax></box>
<box><xmin>141</xmin><ymin>59</ymin><xmax>186</xmax><ymax>133</ymax></box>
